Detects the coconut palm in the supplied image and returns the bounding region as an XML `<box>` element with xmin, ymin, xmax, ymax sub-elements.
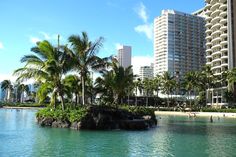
<box><xmin>95</xmin><ymin>60</ymin><xmax>134</xmax><ymax>107</ymax></box>
<box><xmin>160</xmin><ymin>72</ymin><xmax>176</xmax><ymax>107</ymax></box>
<box><xmin>17</xmin><ymin>84</ymin><xmax>30</xmax><ymax>103</ymax></box>
<box><xmin>68</xmin><ymin>32</ymin><xmax>106</xmax><ymax>105</ymax></box>
<box><xmin>14</xmin><ymin>39</ymin><xmax>70</xmax><ymax>110</ymax></box>
<box><xmin>1</xmin><ymin>80</ymin><xmax>13</xmax><ymax>102</ymax></box>
<box><xmin>227</xmin><ymin>67</ymin><xmax>236</xmax><ymax>91</ymax></box>
<box><xmin>183</xmin><ymin>71</ymin><xmax>198</xmax><ymax>108</ymax></box>
<box><xmin>63</xmin><ymin>75</ymin><xmax>81</xmax><ymax>106</ymax></box>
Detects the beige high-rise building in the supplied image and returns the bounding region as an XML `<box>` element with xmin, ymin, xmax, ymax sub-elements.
<box><xmin>205</xmin><ymin>0</ymin><xmax>236</xmax><ymax>106</ymax></box>
<box><xmin>139</xmin><ymin>63</ymin><xmax>154</xmax><ymax>81</ymax></box>
<box><xmin>117</xmin><ymin>45</ymin><xmax>131</xmax><ymax>68</ymax></box>
<box><xmin>154</xmin><ymin>10</ymin><xmax>206</xmax><ymax>79</ymax></box>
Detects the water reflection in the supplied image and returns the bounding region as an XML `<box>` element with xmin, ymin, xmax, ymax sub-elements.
<box><xmin>1</xmin><ymin>109</ymin><xmax>236</xmax><ymax>157</ymax></box>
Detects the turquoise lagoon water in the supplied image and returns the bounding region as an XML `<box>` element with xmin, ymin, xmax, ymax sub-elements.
<box><xmin>0</xmin><ymin>109</ymin><xmax>236</xmax><ymax>157</ymax></box>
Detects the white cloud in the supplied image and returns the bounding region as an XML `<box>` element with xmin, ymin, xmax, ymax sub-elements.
<box><xmin>29</xmin><ymin>32</ymin><xmax>62</xmax><ymax>44</ymax></box>
<box><xmin>136</xmin><ymin>2</ymin><xmax>148</xmax><ymax>23</ymax></box>
<box><xmin>132</xmin><ymin>55</ymin><xmax>153</xmax><ymax>75</ymax></box>
<box><xmin>134</xmin><ymin>2</ymin><xmax>153</xmax><ymax>40</ymax></box>
<box><xmin>0</xmin><ymin>42</ymin><xmax>4</xmax><ymax>49</ymax></box>
<box><xmin>39</xmin><ymin>31</ymin><xmax>50</xmax><ymax>40</ymax></box>
<box><xmin>30</xmin><ymin>37</ymin><xmax>41</xmax><ymax>44</ymax></box>
<box><xmin>115</xmin><ymin>43</ymin><xmax>123</xmax><ymax>50</ymax></box>
<box><xmin>134</xmin><ymin>24</ymin><xmax>153</xmax><ymax>40</ymax></box>
<box><xmin>0</xmin><ymin>74</ymin><xmax>16</xmax><ymax>82</ymax></box>
<box><xmin>0</xmin><ymin>74</ymin><xmax>35</xmax><ymax>84</ymax></box>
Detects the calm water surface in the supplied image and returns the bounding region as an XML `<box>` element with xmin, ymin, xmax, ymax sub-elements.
<box><xmin>0</xmin><ymin>109</ymin><xmax>236</xmax><ymax>157</ymax></box>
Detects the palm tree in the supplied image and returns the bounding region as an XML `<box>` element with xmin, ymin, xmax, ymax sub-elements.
<box><xmin>14</xmin><ymin>38</ymin><xmax>70</xmax><ymax>110</ymax></box>
<box><xmin>183</xmin><ymin>71</ymin><xmax>198</xmax><ymax>108</ymax></box>
<box><xmin>227</xmin><ymin>67</ymin><xmax>236</xmax><ymax>91</ymax></box>
<box><xmin>95</xmin><ymin>60</ymin><xmax>134</xmax><ymax>107</ymax></box>
<box><xmin>63</xmin><ymin>75</ymin><xmax>81</xmax><ymax>106</ymax></box>
<box><xmin>160</xmin><ymin>72</ymin><xmax>176</xmax><ymax>107</ymax></box>
<box><xmin>68</xmin><ymin>32</ymin><xmax>106</xmax><ymax>105</ymax></box>
<box><xmin>1</xmin><ymin>80</ymin><xmax>13</xmax><ymax>102</ymax></box>
<box><xmin>17</xmin><ymin>84</ymin><xmax>30</xmax><ymax>103</ymax></box>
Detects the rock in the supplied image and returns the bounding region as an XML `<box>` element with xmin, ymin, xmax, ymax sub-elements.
<box><xmin>38</xmin><ymin>117</ymin><xmax>54</xmax><ymax>127</ymax></box>
<box><xmin>36</xmin><ymin>106</ymin><xmax>157</xmax><ymax>131</ymax></box>
<box><xmin>51</xmin><ymin>120</ymin><xmax>70</xmax><ymax>128</ymax></box>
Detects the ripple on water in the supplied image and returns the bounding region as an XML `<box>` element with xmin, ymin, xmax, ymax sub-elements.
<box><xmin>1</xmin><ymin>109</ymin><xmax>236</xmax><ymax>157</ymax></box>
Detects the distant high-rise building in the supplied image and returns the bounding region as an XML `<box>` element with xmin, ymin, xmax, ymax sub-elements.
<box><xmin>204</xmin><ymin>0</ymin><xmax>236</xmax><ymax>106</ymax></box>
<box><xmin>153</xmin><ymin>10</ymin><xmax>206</xmax><ymax>79</ymax></box>
<box><xmin>139</xmin><ymin>64</ymin><xmax>154</xmax><ymax>81</ymax></box>
<box><xmin>117</xmin><ymin>45</ymin><xmax>132</xmax><ymax>68</ymax></box>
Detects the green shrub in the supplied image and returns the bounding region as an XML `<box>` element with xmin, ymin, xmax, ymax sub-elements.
<box><xmin>120</xmin><ymin>105</ymin><xmax>156</xmax><ymax>117</ymax></box>
<box><xmin>202</xmin><ymin>108</ymin><xmax>236</xmax><ymax>113</ymax></box>
<box><xmin>36</xmin><ymin>107</ymin><xmax>88</xmax><ymax>123</ymax></box>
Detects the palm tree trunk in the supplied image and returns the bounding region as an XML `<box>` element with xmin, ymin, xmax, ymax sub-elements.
<box><xmin>59</xmin><ymin>93</ymin><xmax>65</xmax><ymax>110</ymax></box>
<box><xmin>189</xmin><ymin>91</ymin><xmax>191</xmax><ymax>109</ymax></box>
<box><xmin>82</xmin><ymin>76</ymin><xmax>85</xmax><ymax>106</ymax></box>
<box><xmin>7</xmin><ymin>88</ymin><xmax>11</xmax><ymax>102</ymax></box>
<box><xmin>75</xmin><ymin>94</ymin><xmax>78</xmax><ymax>106</ymax></box>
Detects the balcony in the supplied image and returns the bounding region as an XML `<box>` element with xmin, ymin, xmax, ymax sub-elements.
<box><xmin>211</xmin><ymin>65</ymin><xmax>221</xmax><ymax>70</ymax></box>
<box><xmin>211</xmin><ymin>16</ymin><xmax>221</xmax><ymax>24</ymax></box>
<box><xmin>206</xmin><ymin>48</ymin><xmax>212</xmax><ymax>53</ymax></box>
<box><xmin>206</xmin><ymin>36</ymin><xmax>212</xmax><ymax>41</ymax></box>
<box><xmin>212</xmin><ymin>51</ymin><xmax>221</xmax><ymax>56</ymax></box>
<box><xmin>220</xmin><ymin>25</ymin><xmax>227</xmax><ymax>31</ymax></box>
<box><xmin>211</xmin><ymin>23</ymin><xmax>221</xmax><ymax>30</ymax></box>
<box><xmin>221</xmin><ymin>63</ymin><xmax>228</xmax><ymax>67</ymax></box>
<box><xmin>211</xmin><ymin>2</ymin><xmax>220</xmax><ymax>11</ymax></box>
<box><xmin>221</xmin><ymin>47</ymin><xmax>228</xmax><ymax>52</ymax></box>
<box><xmin>206</xmin><ymin>22</ymin><xmax>213</xmax><ymax>28</ymax></box>
<box><xmin>219</xmin><ymin>11</ymin><xmax>227</xmax><ymax>18</ymax></box>
<box><xmin>220</xmin><ymin>32</ymin><xmax>227</xmax><ymax>38</ymax></box>
<box><xmin>206</xmin><ymin>42</ymin><xmax>212</xmax><ymax>46</ymax></box>
<box><xmin>206</xmin><ymin>55</ymin><xmax>212</xmax><ymax>59</ymax></box>
<box><xmin>206</xmin><ymin>29</ymin><xmax>212</xmax><ymax>34</ymax></box>
<box><xmin>206</xmin><ymin>16</ymin><xmax>212</xmax><ymax>22</ymax></box>
<box><xmin>219</xmin><ymin>4</ymin><xmax>227</xmax><ymax>11</ymax></box>
<box><xmin>211</xmin><ymin>44</ymin><xmax>221</xmax><ymax>49</ymax></box>
<box><xmin>206</xmin><ymin>62</ymin><xmax>212</xmax><ymax>65</ymax></box>
<box><xmin>221</xmin><ymin>55</ymin><xmax>228</xmax><ymax>59</ymax></box>
<box><xmin>205</xmin><ymin>10</ymin><xmax>212</xmax><ymax>16</ymax></box>
<box><xmin>211</xmin><ymin>37</ymin><xmax>221</xmax><ymax>43</ymax></box>
<box><xmin>219</xmin><ymin>0</ymin><xmax>226</xmax><ymax>3</ymax></box>
<box><xmin>221</xmin><ymin>40</ymin><xmax>228</xmax><ymax>46</ymax></box>
<box><xmin>211</xmin><ymin>9</ymin><xmax>221</xmax><ymax>17</ymax></box>
<box><xmin>220</xmin><ymin>18</ymin><xmax>227</xmax><ymax>25</ymax></box>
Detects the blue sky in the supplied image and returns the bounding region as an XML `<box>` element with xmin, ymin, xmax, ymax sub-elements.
<box><xmin>0</xmin><ymin>0</ymin><xmax>204</xmax><ymax>81</ymax></box>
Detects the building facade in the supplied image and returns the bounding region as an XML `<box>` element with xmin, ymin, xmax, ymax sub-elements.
<box><xmin>117</xmin><ymin>45</ymin><xmax>132</xmax><ymax>68</ymax></box>
<box><xmin>205</xmin><ymin>0</ymin><xmax>236</xmax><ymax>106</ymax></box>
<box><xmin>139</xmin><ymin>64</ymin><xmax>154</xmax><ymax>81</ymax></box>
<box><xmin>154</xmin><ymin>10</ymin><xmax>206</xmax><ymax>79</ymax></box>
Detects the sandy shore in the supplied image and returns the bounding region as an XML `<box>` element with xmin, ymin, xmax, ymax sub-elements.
<box><xmin>1</xmin><ymin>106</ymin><xmax>43</xmax><ymax>109</ymax></box>
<box><xmin>155</xmin><ymin>111</ymin><xmax>236</xmax><ymax>118</ymax></box>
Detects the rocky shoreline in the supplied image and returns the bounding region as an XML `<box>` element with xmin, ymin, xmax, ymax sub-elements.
<box><xmin>37</xmin><ymin>106</ymin><xmax>157</xmax><ymax>131</ymax></box>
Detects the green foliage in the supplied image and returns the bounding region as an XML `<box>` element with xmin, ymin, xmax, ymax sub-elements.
<box><xmin>0</xmin><ymin>102</ymin><xmax>46</xmax><ymax>107</ymax></box>
<box><xmin>120</xmin><ymin>105</ymin><xmax>156</xmax><ymax>117</ymax></box>
<box><xmin>201</xmin><ymin>108</ymin><xmax>236</xmax><ymax>113</ymax></box>
<box><xmin>36</xmin><ymin>106</ymin><xmax>88</xmax><ymax>123</ymax></box>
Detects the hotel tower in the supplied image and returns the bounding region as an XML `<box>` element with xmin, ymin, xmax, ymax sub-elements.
<box><xmin>205</xmin><ymin>0</ymin><xmax>236</xmax><ymax>106</ymax></box>
<box><xmin>154</xmin><ymin>10</ymin><xmax>206</xmax><ymax>80</ymax></box>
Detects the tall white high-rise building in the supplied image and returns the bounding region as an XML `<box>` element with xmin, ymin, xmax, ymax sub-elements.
<box><xmin>154</xmin><ymin>10</ymin><xmax>206</xmax><ymax>79</ymax></box>
<box><xmin>117</xmin><ymin>45</ymin><xmax>132</xmax><ymax>68</ymax></box>
<box><xmin>139</xmin><ymin>64</ymin><xmax>154</xmax><ymax>81</ymax></box>
<box><xmin>204</xmin><ymin>0</ymin><xmax>236</xmax><ymax>106</ymax></box>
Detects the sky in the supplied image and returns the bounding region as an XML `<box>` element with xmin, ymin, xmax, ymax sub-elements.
<box><xmin>0</xmin><ymin>0</ymin><xmax>205</xmax><ymax>82</ymax></box>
